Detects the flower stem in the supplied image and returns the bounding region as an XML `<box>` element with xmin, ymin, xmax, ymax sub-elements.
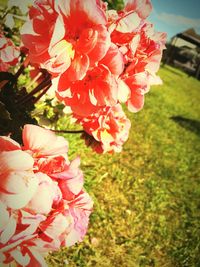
<box><xmin>32</xmin><ymin>83</ymin><xmax>52</xmax><ymax>104</ymax></box>
<box><xmin>17</xmin><ymin>76</ymin><xmax>51</xmax><ymax>105</ymax></box>
<box><xmin>49</xmin><ymin>129</ymin><xmax>84</xmax><ymax>134</ymax></box>
<box><xmin>14</xmin><ymin>56</ymin><xmax>29</xmax><ymax>81</ymax></box>
<box><xmin>26</xmin><ymin>72</ymin><xmax>42</xmax><ymax>90</ymax></box>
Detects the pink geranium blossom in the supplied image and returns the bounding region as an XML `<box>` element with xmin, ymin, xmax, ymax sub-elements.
<box><xmin>56</xmin><ymin>64</ymin><xmax>119</xmax><ymax>117</ymax></box>
<box><xmin>0</xmin><ymin>125</ymin><xmax>93</xmax><ymax>266</ymax></box>
<box><xmin>20</xmin><ymin>0</ymin><xmax>166</xmax><ymax>154</ymax></box>
<box><xmin>21</xmin><ymin>0</ymin><xmax>110</xmax><ymax>77</ymax></box>
<box><xmin>76</xmin><ymin>104</ymin><xmax>131</xmax><ymax>153</ymax></box>
<box><xmin>109</xmin><ymin>7</ymin><xmax>167</xmax><ymax>112</ymax></box>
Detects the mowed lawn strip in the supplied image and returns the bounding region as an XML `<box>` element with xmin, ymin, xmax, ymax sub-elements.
<box><xmin>47</xmin><ymin>65</ymin><xmax>200</xmax><ymax>267</ymax></box>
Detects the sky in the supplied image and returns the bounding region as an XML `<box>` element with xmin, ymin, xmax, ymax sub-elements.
<box><xmin>148</xmin><ymin>0</ymin><xmax>200</xmax><ymax>41</ymax></box>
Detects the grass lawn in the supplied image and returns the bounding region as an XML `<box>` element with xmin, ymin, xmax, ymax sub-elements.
<box><xmin>47</xmin><ymin>65</ymin><xmax>200</xmax><ymax>267</ymax></box>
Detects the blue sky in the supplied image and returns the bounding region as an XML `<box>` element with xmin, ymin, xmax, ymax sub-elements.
<box><xmin>148</xmin><ymin>0</ymin><xmax>200</xmax><ymax>41</ymax></box>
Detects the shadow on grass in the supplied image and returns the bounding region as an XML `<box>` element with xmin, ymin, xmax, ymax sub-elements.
<box><xmin>170</xmin><ymin>116</ymin><xmax>200</xmax><ymax>137</ymax></box>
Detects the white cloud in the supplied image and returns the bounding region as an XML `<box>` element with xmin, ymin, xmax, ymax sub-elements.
<box><xmin>156</xmin><ymin>12</ymin><xmax>200</xmax><ymax>29</ymax></box>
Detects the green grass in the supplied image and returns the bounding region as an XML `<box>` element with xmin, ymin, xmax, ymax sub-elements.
<box><xmin>47</xmin><ymin>65</ymin><xmax>200</xmax><ymax>267</ymax></box>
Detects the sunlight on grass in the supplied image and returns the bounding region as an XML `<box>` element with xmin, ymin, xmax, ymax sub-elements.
<box><xmin>47</xmin><ymin>65</ymin><xmax>200</xmax><ymax>267</ymax></box>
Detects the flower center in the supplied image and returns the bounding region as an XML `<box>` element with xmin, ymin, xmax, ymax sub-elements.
<box><xmin>51</xmin><ymin>40</ymin><xmax>75</xmax><ymax>60</ymax></box>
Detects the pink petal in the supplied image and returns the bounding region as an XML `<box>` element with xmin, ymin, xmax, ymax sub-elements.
<box><xmin>12</xmin><ymin>212</ymin><xmax>46</xmax><ymax>243</ymax></box>
<box><xmin>116</xmin><ymin>12</ymin><xmax>141</xmax><ymax>33</ymax></box>
<box><xmin>0</xmin><ymin>234</ymin><xmax>37</xmax><ymax>253</ymax></box>
<box><xmin>76</xmin><ymin>28</ymin><xmax>99</xmax><ymax>54</ymax></box>
<box><xmin>27</xmin><ymin>247</ymin><xmax>48</xmax><ymax>267</ymax></box>
<box><xmin>0</xmin><ymin>136</ymin><xmax>20</xmax><ymax>152</ymax></box>
<box><xmin>56</xmin><ymin>0</ymin><xmax>107</xmax><ymax>29</ymax></box>
<box><xmin>10</xmin><ymin>249</ymin><xmax>30</xmax><ymax>266</ymax></box>
<box><xmin>70</xmin><ymin>156</ymin><xmax>81</xmax><ymax>169</ymax></box>
<box><xmin>0</xmin><ymin>201</ymin><xmax>9</xmax><ymax>231</ymax></box>
<box><xmin>127</xmin><ymin>92</ymin><xmax>144</xmax><ymax>112</ymax></box>
<box><xmin>22</xmin><ymin>124</ymin><xmax>68</xmax><ymax>157</ymax></box>
<box><xmin>36</xmin><ymin>135</ymin><xmax>69</xmax><ymax>158</ymax></box>
<box><xmin>100</xmin><ymin>44</ymin><xmax>124</xmax><ymax>75</ymax></box>
<box><xmin>49</xmin><ymin>16</ymin><xmax>65</xmax><ymax>49</ymax></box>
<box><xmin>87</xmin><ymin>25</ymin><xmax>111</xmax><ymax>65</ymax></box>
<box><xmin>71</xmin><ymin>191</ymin><xmax>93</xmax><ymax>211</ymax></box>
<box><xmin>0</xmin><ymin>37</ymin><xmax>7</xmax><ymax>48</ymax></box>
<box><xmin>124</xmin><ymin>0</ymin><xmax>152</xmax><ymax>19</ymax></box>
<box><xmin>0</xmin><ymin>172</ymin><xmax>39</xmax><ymax>209</ymax></box>
<box><xmin>0</xmin><ymin>215</ymin><xmax>17</xmax><ymax>244</ymax></box>
<box><xmin>20</xmin><ymin>210</ymin><xmax>46</xmax><ymax>226</ymax></box>
<box><xmin>118</xmin><ymin>79</ymin><xmax>131</xmax><ymax>103</ymax></box>
<box><xmin>124</xmin><ymin>72</ymin><xmax>148</xmax><ymax>112</ymax></box>
<box><xmin>148</xmin><ymin>74</ymin><xmax>163</xmax><ymax>85</ymax></box>
<box><xmin>0</xmin><ymin>150</ymin><xmax>34</xmax><ymax>174</ymax></box>
<box><xmin>41</xmin><ymin>213</ymin><xmax>72</xmax><ymax>240</ymax></box>
<box><xmin>91</xmin><ymin>65</ymin><xmax>118</xmax><ymax>106</ymax></box>
<box><xmin>64</xmin><ymin>54</ymin><xmax>89</xmax><ymax>82</ymax></box>
<box><xmin>22</xmin><ymin>124</ymin><xmax>56</xmax><ymax>152</ymax></box>
<box><xmin>26</xmin><ymin>173</ymin><xmax>61</xmax><ymax>214</ymax></box>
<box><xmin>146</xmin><ymin>50</ymin><xmax>162</xmax><ymax>73</ymax></box>
<box><xmin>46</xmin><ymin>39</ymin><xmax>74</xmax><ymax>75</ymax></box>
<box><xmin>64</xmin><ymin>228</ymin><xmax>80</xmax><ymax>246</ymax></box>
<box><xmin>59</xmin><ymin>171</ymin><xmax>84</xmax><ymax>199</ymax></box>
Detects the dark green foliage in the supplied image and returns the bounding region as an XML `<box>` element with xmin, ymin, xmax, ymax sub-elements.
<box><xmin>0</xmin><ymin>72</ymin><xmax>37</xmax><ymax>143</ymax></box>
<box><xmin>104</xmin><ymin>0</ymin><xmax>124</xmax><ymax>10</ymax></box>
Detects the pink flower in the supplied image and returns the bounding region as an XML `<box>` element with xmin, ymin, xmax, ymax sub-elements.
<box><xmin>20</xmin><ymin>0</ymin><xmax>166</xmax><ymax>156</ymax></box>
<box><xmin>0</xmin><ymin>124</ymin><xmax>93</xmax><ymax>266</ymax></box>
<box><xmin>77</xmin><ymin>104</ymin><xmax>131</xmax><ymax>153</ymax></box>
<box><xmin>56</xmin><ymin>64</ymin><xmax>119</xmax><ymax>117</ymax></box>
<box><xmin>0</xmin><ymin>32</ymin><xmax>20</xmax><ymax>72</ymax></box>
<box><xmin>109</xmin><ymin>6</ymin><xmax>167</xmax><ymax>112</ymax></box>
<box><xmin>120</xmin><ymin>23</ymin><xmax>166</xmax><ymax>111</ymax></box>
<box><xmin>22</xmin><ymin>124</ymin><xmax>69</xmax><ymax>157</ymax></box>
<box><xmin>21</xmin><ymin>0</ymin><xmax>110</xmax><ymax>77</ymax></box>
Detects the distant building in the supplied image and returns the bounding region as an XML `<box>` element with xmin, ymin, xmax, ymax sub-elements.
<box><xmin>163</xmin><ymin>28</ymin><xmax>200</xmax><ymax>79</ymax></box>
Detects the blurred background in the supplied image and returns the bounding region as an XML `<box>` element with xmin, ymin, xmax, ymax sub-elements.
<box><xmin>149</xmin><ymin>0</ymin><xmax>200</xmax><ymax>80</ymax></box>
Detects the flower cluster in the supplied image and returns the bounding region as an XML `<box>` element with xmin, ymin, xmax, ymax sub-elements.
<box><xmin>0</xmin><ymin>124</ymin><xmax>93</xmax><ymax>267</ymax></box>
<box><xmin>0</xmin><ymin>31</ymin><xmax>20</xmax><ymax>72</ymax></box>
<box><xmin>21</xmin><ymin>0</ymin><xmax>166</xmax><ymax>153</ymax></box>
